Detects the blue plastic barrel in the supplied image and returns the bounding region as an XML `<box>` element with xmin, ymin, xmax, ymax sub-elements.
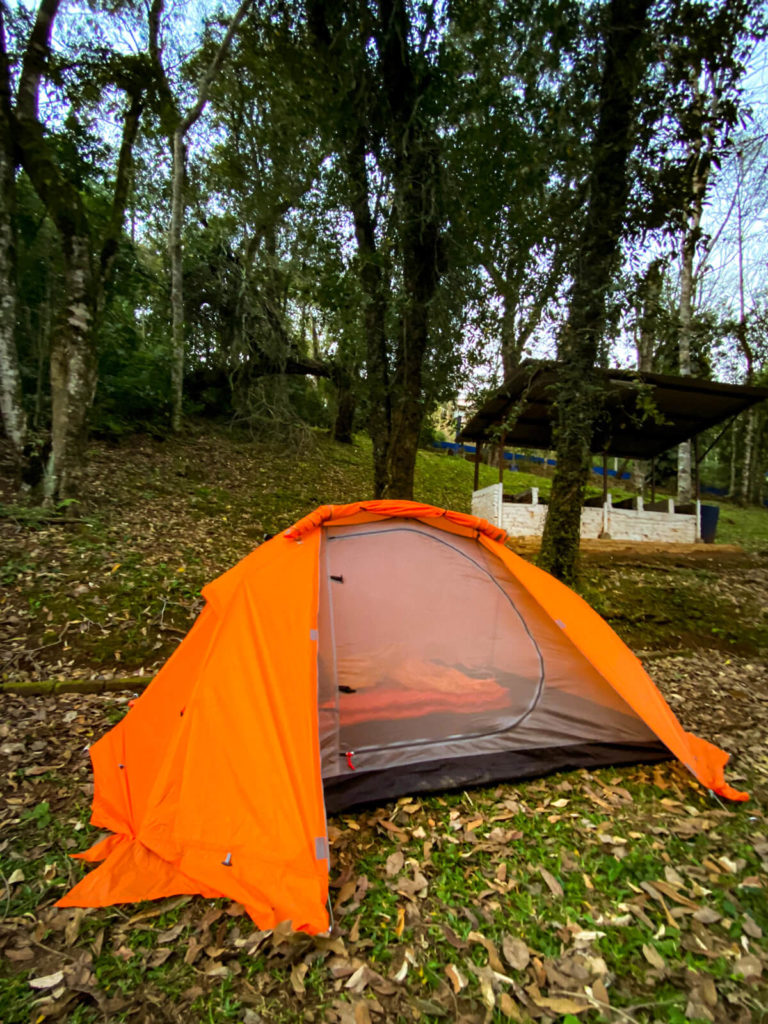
<box><xmin>699</xmin><ymin>504</ymin><xmax>719</xmax><ymax>544</ymax></box>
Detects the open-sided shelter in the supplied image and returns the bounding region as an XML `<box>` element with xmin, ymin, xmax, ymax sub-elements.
<box><xmin>59</xmin><ymin>501</ymin><xmax>747</xmax><ymax>933</ymax></box>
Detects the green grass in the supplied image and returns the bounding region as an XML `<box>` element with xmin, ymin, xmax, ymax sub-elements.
<box><xmin>712</xmin><ymin>501</ymin><xmax>768</xmax><ymax>553</ymax></box>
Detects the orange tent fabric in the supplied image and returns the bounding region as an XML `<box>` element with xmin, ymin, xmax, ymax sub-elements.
<box><xmin>58</xmin><ymin>500</ymin><xmax>746</xmax><ymax>934</ymax></box>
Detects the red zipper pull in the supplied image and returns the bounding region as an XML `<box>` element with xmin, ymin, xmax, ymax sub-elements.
<box><xmin>345</xmin><ymin>751</ymin><xmax>357</xmax><ymax>771</ymax></box>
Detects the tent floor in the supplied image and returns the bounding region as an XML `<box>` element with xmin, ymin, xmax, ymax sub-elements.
<box><xmin>323</xmin><ymin>740</ymin><xmax>671</xmax><ymax>812</ymax></box>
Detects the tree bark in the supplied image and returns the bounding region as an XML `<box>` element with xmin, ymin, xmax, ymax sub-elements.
<box><xmin>633</xmin><ymin>258</ymin><xmax>663</xmax><ymax>492</ymax></box>
<box><xmin>0</xmin><ymin>9</ymin><xmax>24</xmax><ymax>477</ymax></box>
<box><xmin>332</xmin><ymin>366</ymin><xmax>357</xmax><ymax>444</ymax></box>
<box><xmin>538</xmin><ymin>0</ymin><xmax>651</xmax><ymax>583</ymax></box>
<box><xmin>738</xmin><ymin>407</ymin><xmax>755</xmax><ymax>505</ymax></box>
<box><xmin>44</xmin><ymin>235</ymin><xmax>97</xmax><ymax>503</ymax></box>
<box><xmin>169</xmin><ymin>130</ymin><xmax>186</xmax><ymax>432</ymax></box>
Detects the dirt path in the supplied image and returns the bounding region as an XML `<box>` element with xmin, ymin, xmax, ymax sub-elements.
<box><xmin>509</xmin><ymin>537</ymin><xmax>755</xmax><ymax>567</ymax></box>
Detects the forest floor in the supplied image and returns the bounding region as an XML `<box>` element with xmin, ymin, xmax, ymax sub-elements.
<box><xmin>1</xmin><ymin>425</ymin><xmax>767</xmax><ymax>1024</ymax></box>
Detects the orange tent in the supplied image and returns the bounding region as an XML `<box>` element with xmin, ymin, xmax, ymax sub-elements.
<box><xmin>58</xmin><ymin>500</ymin><xmax>746</xmax><ymax>933</ymax></box>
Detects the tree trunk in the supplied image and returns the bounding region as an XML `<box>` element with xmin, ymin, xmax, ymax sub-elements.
<box><xmin>737</xmin><ymin>406</ymin><xmax>755</xmax><ymax>505</ymax></box>
<box><xmin>0</xmin><ymin>8</ymin><xmax>25</xmax><ymax>479</ymax></box>
<box><xmin>500</xmin><ymin>275</ymin><xmax>523</xmax><ymax>383</ymax></box>
<box><xmin>676</xmin><ymin>80</ymin><xmax>712</xmax><ymax>503</ymax></box>
<box><xmin>383</xmin><ymin>318</ymin><xmax>427</xmax><ymax>497</ymax></box>
<box><xmin>728</xmin><ymin>419</ymin><xmax>737</xmax><ymax>497</ymax></box>
<box><xmin>169</xmin><ymin>131</ymin><xmax>186</xmax><ymax>433</ymax></box>
<box><xmin>633</xmin><ymin>258</ymin><xmax>663</xmax><ymax>493</ymax></box>
<box><xmin>749</xmin><ymin>407</ymin><xmax>766</xmax><ymax>505</ymax></box>
<box><xmin>539</xmin><ymin>362</ymin><xmax>602</xmax><ymax>581</ymax></box>
<box><xmin>332</xmin><ymin>371</ymin><xmax>357</xmax><ymax>444</ymax></box>
<box><xmin>376</xmin><ymin>0</ymin><xmax>442</xmax><ymax>499</ymax></box>
<box><xmin>0</xmin><ymin>141</ymin><xmax>24</xmax><ymax>473</ymax></box>
<box><xmin>160</xmin><ymin>0</ymin><xmax>251</xmax><ymax>434</ymax></box>
<box><xmin>538</xmin><ymin>0</ymin><xmax>651</xmax><ymax>583</ymax></box>
<box><xmin>43</xmin><ymin>235</ymin><xmax>97</xmax><ymax>505</ymax></box>
<box><xmin>344</xmin><ymin>132</ymin><xmax>391</xmax><ymax>494</ymax></box>
<box><xmin>33</xmin><ymin>279</ymin><xmax>51</xmax><ymax>429</ymax></box>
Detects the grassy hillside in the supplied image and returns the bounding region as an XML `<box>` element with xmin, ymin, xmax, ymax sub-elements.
<box><xmin>1</xmin><ymin>426</ymin><xmax>767</xmax><ymax>684</ymax></box>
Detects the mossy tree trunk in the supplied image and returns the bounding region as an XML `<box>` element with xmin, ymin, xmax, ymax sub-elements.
<box><xmin>539</xmin><ymin>0</ymin><xmax>651</xmax><ymax>584</ymax></box>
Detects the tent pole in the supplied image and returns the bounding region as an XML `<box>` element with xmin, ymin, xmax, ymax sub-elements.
<box><xmin>498</xmin><ymin>433</ymin><xmax>506</xmax><ymax>484</ymax></box>
<box><xmin>693</xmin><ymin>435</ymin><xmax>700</xmax><ymax>498</ymax></box>
<box><xmin>602</xmin><ymin>452</ymin><xmax>608</xmax><ymax>504</ymax></box>
<box><xmin>473</xmin><ymin>441</ymin><xmax>482</xmax><ymax>490</ymax></box>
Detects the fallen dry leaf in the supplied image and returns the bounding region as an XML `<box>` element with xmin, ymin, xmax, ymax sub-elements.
<box><xmin>385</xmin><ymin>849</ymin><xmax>404</xmax><ymax>877</ymax></box>
<box><xmin>29</xmin><ymin>971</ymin><xmax>65</xmax><ymax>990</ymax></box>
<box><xmin>444</xmin><ymin>963</ymin><xmax>467</xmax><ymax>993</ymax></box>
<box><xmin>468</xmin><ymin>930</ymin><xmax>505</xmax><ymax>972</ymax></box>
<box><xmin>642</xmin><ymin>944</ymin><xmax>666</xmax><ymax>970</ymax></box>
<box><xmin>502</xmin><ymin>935</ymin><xmax>530</xmax><ymax>971</ymax></box>
<box><xmin>540</xmin><ymin>867</ymin><xmax>564</xmax><ymax>898</ymax></box>
<box><xmin>533</xmin><ymin>994</ymin><xmax>589</xmax><ymax>1014</ymax></box>
<box><xmin>734</xmin><ymin>955</ymin><xmax>763</xmax><ymax>980</ymax></box>
<box><xmin>290</xmin><ymin>962</ymin><xmax>308</xmax><ymax>995</ymax></box>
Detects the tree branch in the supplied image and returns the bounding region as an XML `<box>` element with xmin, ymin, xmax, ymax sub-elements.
<box><xmin>16</xmin><ymin>0</ymin><xmax>60</xmax><ymax>122</ymax></box>
<box><xmin>148</xmin><ymin>0</ymin><xmax>180</xmax><ymax>138</ymax></box>
<box><xmin>100</xmin><ymin>82</ymin><xmax>145</xmax><ymax>288</ymax></box>
<box><xmin>179</xmin><ymin>0</ymin><xmax>252</xmax><ymax>137</ymax></box>
<box><xmin>0</xmin><ymin>3</ymin><xmax>14</xmax><ymax>131</ymax></box>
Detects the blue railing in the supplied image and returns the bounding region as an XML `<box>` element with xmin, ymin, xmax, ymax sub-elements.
<box><xmin>431</xmin><ymin>441</ymin><xmax>738</xmax><ymax>491</ymax></box>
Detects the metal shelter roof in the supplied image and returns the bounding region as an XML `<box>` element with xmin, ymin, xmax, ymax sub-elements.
<box><xmin>459</xmin><ymin>360</ymin><xmax>768</xmax><ymax>460</ymax></box>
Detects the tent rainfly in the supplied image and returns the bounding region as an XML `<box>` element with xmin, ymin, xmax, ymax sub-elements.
<box><xmin>58</xmin><ymin>501</ymin><xmax>747</xmax><ymax>933</ymax></box>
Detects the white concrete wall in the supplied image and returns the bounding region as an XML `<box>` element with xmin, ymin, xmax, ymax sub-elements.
<box><xmin>501</xmin><ymin>503</ymin><xmax>547</xmax><ymax>536</ymax></box>
<box><xmin>472</xmin><ymin>482</ymin><xmax>503</xmax><ymax>525</ymax></box>
<box><xmin>605</xmin><ymin>507</ymin><xmax>697</xmax><ymax>543</ymax></box>
<box><xmin>472</xmin><ymin>483</ymin><xmax>699</xmax><ymax>542</ymax></box>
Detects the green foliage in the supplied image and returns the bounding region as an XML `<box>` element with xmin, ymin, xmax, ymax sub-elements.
<box><xmin>19</xmin><ymin>801</ymin><xmax>52</xmax><ymax>830</ymax></box>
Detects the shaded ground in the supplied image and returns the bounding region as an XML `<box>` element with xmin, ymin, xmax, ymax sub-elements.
<box><xmin>1</xmin><ymin>428</ymin><xmax>767</xmax><ymax>1023</ymax></box>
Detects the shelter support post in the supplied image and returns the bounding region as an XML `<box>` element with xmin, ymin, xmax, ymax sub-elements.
<box><xmin>498</xmin><ymin>434</ymin><xmax>506</xmax><ymax>484</ymax></box>
<box><xmin>602</xmin><ymin>453</ymin><xmax>608</xmax><ymax>505</ymax></box>
<box><xmin>693</xmin><ymin>436</ymin><xmax>700</xmax><ymax>498</ymax></box>
<box><xmin>473</xmin><ymin>442</ymin><xmax>482</xmax><ymax>491</ymax></box>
